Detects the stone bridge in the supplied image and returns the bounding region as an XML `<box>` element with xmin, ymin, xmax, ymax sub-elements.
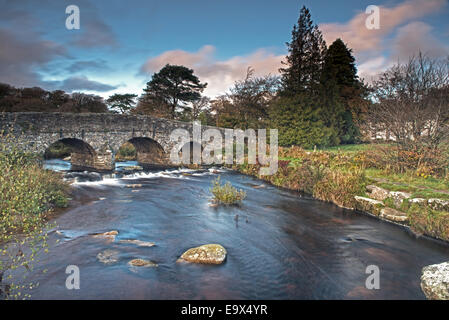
<box><xmin>0</xmin><ymin>112</ymin><xmax>227</xmax><ymax>171</ymax></box>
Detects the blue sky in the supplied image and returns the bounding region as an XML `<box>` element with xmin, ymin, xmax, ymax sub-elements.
<box><xmin>1</xmin><ymin>0</ymin><xmax>448</xmax><ymax>98</ymax></box>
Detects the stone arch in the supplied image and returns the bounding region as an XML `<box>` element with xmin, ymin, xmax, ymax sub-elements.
<box><xmin>178</xmin><ymin>141</ymin><xmax>203</xmax><ymax>164</ymax></box>
<box><xmin>44</xmin><ymin>138</ymin><xmax>97</xmax><ymax>170</ymax></box>
<box><xmin>126</xmin><ymin>137</ymin><xmax>167</xmax><ymax>166</ymax></box>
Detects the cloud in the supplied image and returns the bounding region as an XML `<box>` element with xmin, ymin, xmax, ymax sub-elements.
<box><xmin>56</xmin><ymin>76</ymin><xmax>119</xmax><ymax>92</ymax></box>
<box><xmin>65</xmin><ymin>59</ymin><xmax>110</xmax><ymax>73</ymax></box>
<box><xmin>320</xmin><ymin>0</ymin><xmax>447</xmax><ymax>55</ymax></box>
<box><xmin>320</xmin><ymin>0</ymin><xmax>448</xmax><ymax>82</ymax></box>
<box><xmin>72</xmin><ymin>20</ymin><xmax>118</xmax><ymax>48</ymax></box>
<box><xmin>140</xmin><ymin>45</ymin><xmax>284</xmax><ymax>97</ymax></box>
<box><xmin>391</xmin><ymin>22</ymin><xmax>449</xmax><ymax>60</ymax></box>
<box><xmin>0</xmin><ymin>28</ymin><xmax>68</xmax><ymax>87</ymax></box>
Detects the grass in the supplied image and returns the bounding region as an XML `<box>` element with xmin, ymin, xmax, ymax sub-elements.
<box><xmin>306</xmin><ymin>143</ymin><xmax>391</xmax><ymax>154</ymax></box>
<box><xmin>210</xmin><ymin>176</ymin><xmax>246</xmax><ymax>205</ymax></box>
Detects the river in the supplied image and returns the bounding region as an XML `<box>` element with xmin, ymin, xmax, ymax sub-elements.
<box><xmin>19</xmin><ymin>160</ymin><xmax>449</xmax><ymax>299</ymax></box>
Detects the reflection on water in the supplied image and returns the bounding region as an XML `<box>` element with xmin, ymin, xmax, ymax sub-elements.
<box><xmin>43</xmin><ymin>159</ymin><xmax>140</xmax><ymax>172</ymax></box>
<box><xmin>16</xmin><ymin>161</ymin><xmax>449</xmax><ymax>299</ymax></box>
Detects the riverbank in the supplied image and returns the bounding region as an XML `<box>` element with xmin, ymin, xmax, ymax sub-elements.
<box><xmin>234</xmin><ymin>144</ymin><xmax>449</xmax><ymax>243</ymax></box>
<box><xmin>0</xmin><ymin>141</ymin><xmax>70</xmax><ymax>299</ymax></box>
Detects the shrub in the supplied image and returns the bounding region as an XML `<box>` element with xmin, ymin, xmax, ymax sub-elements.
<box><xmin>115</xmin><ymin>142</ymin><xmax>137</xmax><ymax>161</ymax></box>
<box><xmin>408</xmin><ymin>204</ymin><xmax>449</xmax><ymax>242</ymax></box>
<box><xmin>210</xmin><ymin>176</ymin><xmax>246</xmax><ymax>205</ymax></box>
<box><xmin>0</xmin><ymin>131</ymin><xmax>69</xmax><ymax>299</ymax></box>
<box><xmin>313</xmin><ymin>167</ymin><xmax>366</xmax><ymax>208</ymax></box>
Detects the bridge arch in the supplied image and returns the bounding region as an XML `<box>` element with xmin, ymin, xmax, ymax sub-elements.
<box><xmin>44</xmin><ymin>138</ymin><xmax>98</xmax><ymax>170</ymax></box>
<box><xmin>121</xmin><ymin>137</ymin><xmax>167</xmax><ymax>166</ymax></box>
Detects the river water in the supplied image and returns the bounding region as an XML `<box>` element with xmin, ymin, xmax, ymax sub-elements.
<box><xmin>20</xmin><ymin>160</ymin><xmax>449</xmax><ymax>299</ymax></box>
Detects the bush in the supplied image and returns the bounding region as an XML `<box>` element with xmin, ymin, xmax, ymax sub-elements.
<box><xmin>210</xmin><ymin>176</ymin><xmax>246</xmax><ymax>205</ymax></box>
<box><xmin>313</xmin><ymin>167</ymin><xmax>366</xmax><ymax>208</ymax></box>
<box><xmin>408</xmin><ymin>204</ymin><xmax>449</xmax><ymax>242</ymax></box>
<box><xmin>0</xmin><ymin>132</ymin><xmax>69</xmax><ymax>299</ymax></box>
<box><xmin>115</xmin><ymin>142</ymin><xmax>137</xmax><ymax>161</ymax></box>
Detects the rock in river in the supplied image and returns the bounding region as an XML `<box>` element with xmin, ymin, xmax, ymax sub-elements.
<box><xmin>421</xmin><ymin>261</ymin><xmax>449</xmax><ymax>300</ymax></box>
<box><xmin>128</xmin><ymin>259</ymin><xmax>158</xmax><ymax>273</ymax></box>
<box><xmin>97</xmin><ymin>249</ymin><xmax>120</xmax><ymax>264</ymax></box>
<box><xmin>178</xmin><ymin>244</ymin><xmax>227</xmax><ymax>264</ymax></box>
<box><xmin>92</xmin><ymin>230</ymin><xmax>118</xmax><ymax>242</ymax></box>
<box><xmin>119</xmin><ymin>239</ymin><xmax>155</xmax><ymax>247</ymax></box>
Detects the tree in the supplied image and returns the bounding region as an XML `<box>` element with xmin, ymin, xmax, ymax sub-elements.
<box><xmin>269</xmin><ymin>95</ymin><xmax>334</xmax><ymax>148</ymax></box>
<box><xmin>366</xmin><ymin>53</ymin><xmax>449</xmax><ymax>149</ymax></box>
<box><xmin>320</xmin><ymin>38</ymin><xmax>365</xmax><ymax>143</ymax></box>
<box><xmin>140</xmin><ymin>64</ymin><xmax>207</xmax><ymax>119</ymax></box>
<box><xmin>106</xmin><ymin>93</ymin><xmax>138</xmax><ymax>114</ymax></box>
<box><xmin>63</xmin><ymin>92</ymin><xmax>108</xmax><ymax>113</ymax></box>
<box><xmin>279</xmin><ymin>6</ymin><xmax>327</xmax><ymax>96</ymax></box>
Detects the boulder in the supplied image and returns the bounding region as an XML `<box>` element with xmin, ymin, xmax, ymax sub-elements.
<box><xmin>409</xmin><ymin>198</ymin><xmax>427</xmax><ymax>205</ymax></box>
<box><xmin>389</xmin><ymin>191</ymin><xmax>411</xmax><ymax>207</ymax></box>
<box><xmin>354</xmin><ymin>196</ymin><xmax>384</xmax><ymax>215</ymax></box>
<box><xmin>178</xmin><ymin>244</ymin><xmax>227</xmax><ymax>265</ymax></box>
<box><xmin>421</xmin><ymin>262</ymin><xmax>449</xmax><ymax>300</ymax></box>
<box><xmin>97</xmin><ymin>249</ymin><xmax>119</xmax><ymax>264</ymax></box>
<box><xmin>380</xmin><ymin>207</ymin><xmax>408</xmax><ymax>222</ymax></box>
<box><xmin>428</xmin><ymin>199</ymin><xmax>449</xmax><ymax>212</ymax></box>
<box><xmin>366</xmin><ymin>185</ymin><xmax>389</xmax><ymax>201</ymax></box>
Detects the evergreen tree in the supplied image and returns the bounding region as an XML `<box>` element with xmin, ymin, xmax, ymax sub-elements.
<box><xmin>140</xmin><ymin>64</ymin><xmax>207</xmax><ymax>119</ymax></box>
<box><xmin>321</xmin><ymin>38</ymin><xmax>364</xmax><ymax>143</ymax></box>
<box><xmin>269</xmin><ymin>95</ymin><xmax>334</xmax><ymax>148</ymax></box>
<box><xmin>279</xmin><ymin>6</ymin><xmax>327</xmax><ymax>96</ymax></box>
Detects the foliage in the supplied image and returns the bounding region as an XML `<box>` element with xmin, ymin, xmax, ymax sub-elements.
<box><xmin>210</xmin><ymin>176</ymin><xmax>246</xmax><ymax>205</ymax></box>
<box><xmin>279</xmin><ymin>6</ymin><xmax>326</xmax><ymax>97</ymax></box>
<box><xmin>269</xmin><ymin>95</ymin><xmax>334</xmax><ymax>148</ymax></box>
<box><xmin>43</xmin><ymin>141</ymin><xmax>72</xmax><ymax>159</ymax></box>
<box><xmin>0</xmin><ymin>83</ymin><xmax>108</xmax><ymax>113</ymax></box>
<box><xmin>408</xmin><ymin>204</ymin><xmax>449</xmax><ymax>242</ymax></box>
<box><xmin>138</xmin><ymin>64</ymin><xmax>207</xmax><ymax>119</ymax></box>
<box><xmin>0</xmin><ymin>131</ymin><xmax>69</xmax><ymax>299</ymax></box>
<box><xmin>106</xmin><ymin>93</ymin><xmax>137</xmax><ymax>114</ymax></box>
<box><xmin>115</xmin><ymin>142</ymin><xmax>137</xmax><ymax>161</ymax></box>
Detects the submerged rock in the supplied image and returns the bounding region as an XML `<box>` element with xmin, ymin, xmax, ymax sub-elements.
<box><xmin>97</xmin><ymin>249</ymin><xmax>120</xmax><ymax>264</ymax></box>
<box><xmin>128</xmin><ymin>259</ymin><xmax>158</xmax><ymax>272</ymax></box>
<box><xmin>178</xmin><ymin>244</ymin><xmax>227</xmax><ymax>265</ymax></box>
<box><xmin>92</xmin><ymin>230</ymin><xmax>118</xmax><ymax>242</ymax></box>
<box><xmin>421</xmin><ymin>262</ymin><xmax>449</xmax><ymax>300</ymax></box>
<box><xmin>119</xmin><ymin>239</ymin><xmax>155</xmax><ymax>247</ymax></box>
<box><xmin>125</xmin><ymin>184</ymin><xmax>143</xmax><ymax>188</ymax></box>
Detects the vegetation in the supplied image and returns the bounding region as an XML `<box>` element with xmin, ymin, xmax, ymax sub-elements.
<box><xmin>106</xmin><ymin>93</ymin><xmax>138</xmax><ymax>114</ymax></box>
<box><xmin>115</xmin><ymin>142</ymin><xmax>137</xmax><ymax>161</ymax></box>
<box><xmin>210</xmin><ymin>176</ymin><xmax>246</xmax><ymax>205</ymax></box>
<box><xmin>43</xmin><ymin>141</ymin><xmax>72</xmax><ymax>159</ymax></box>
<box><xmin>0</xmin><ymin>132</ymin><xmax>69</xmax><ymax>299</ymax></box>
<box><xmin>0</xmin><ymin>84</ymin><xmax>109</xmax><ymax>113</ymax></box>
<box><xmin>136</xmin><ymin>64</ymin><xmax>207</xmax><ymax>119</ymax></box>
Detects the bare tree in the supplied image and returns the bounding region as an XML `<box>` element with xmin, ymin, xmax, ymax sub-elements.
<box><xmin>366</xmin><ymin>53</ymin><xmax>449</xmax><ymax>149</ymax></box>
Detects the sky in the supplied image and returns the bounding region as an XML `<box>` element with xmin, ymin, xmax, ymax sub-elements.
<box><xmin>1</xmin><ymin>0</ymin><xmax>448</xmax><ymax>98</ymax></box>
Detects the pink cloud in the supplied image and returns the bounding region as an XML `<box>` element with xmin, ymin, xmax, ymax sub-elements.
<box><xmin>140</xmin><ymin>45</ymin><xmax>284</xmax><ymax>97</ymax></box>
<box><xmin>320</xmin><ymin>0</ymin><xmax>446</xmax><ymax>55</ymax></box>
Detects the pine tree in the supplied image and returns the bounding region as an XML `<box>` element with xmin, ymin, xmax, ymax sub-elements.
<box><xmin>279</xmin><ymin>6</ymin><xmax>327</xmax><ymax>96</ymax></box>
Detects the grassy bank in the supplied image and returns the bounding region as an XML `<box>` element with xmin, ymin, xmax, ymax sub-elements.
<box><xmin>0</xmin><ymin>137</ymin><xmax>69</xmax><ymax>299</ymax></box>
<box><xmin>236</xmin><ymin>143</ymin><xmax>449</xmax><ymax>242</ymax></box>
